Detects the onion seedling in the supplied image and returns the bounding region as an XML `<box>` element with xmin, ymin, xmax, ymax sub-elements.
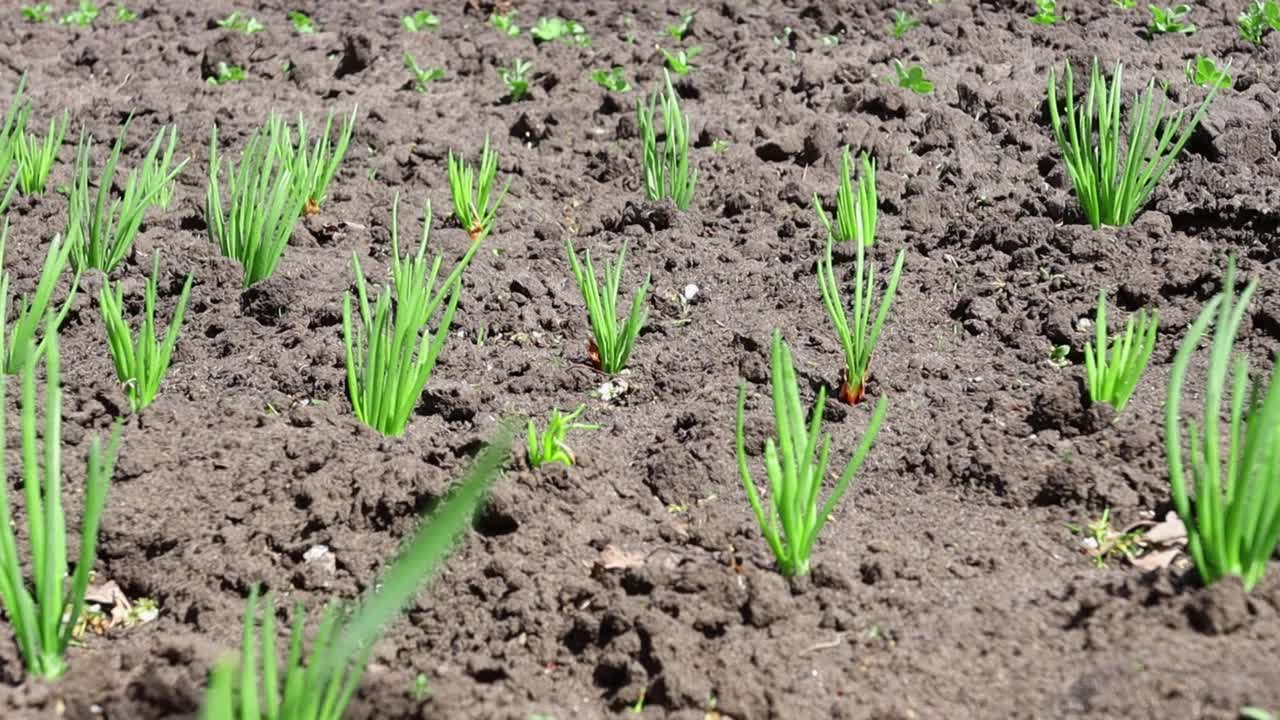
<box><xmin>206</xmin><ymin>123</ymin><xmax>307</xmax><ymax>287</ymax></box>
<box><xmin>1083</xmin><ymin>289</ymin><xmax>1157</xmax><ymax>411</ymax></box>
<box><xmin>98</xmin><ymin>253</ymin><xmax>193</xmax><ymax>412</ymax></box>
<box><xmin>0</xmin><ymin>314</ymin><xmax>121</xmax><ymax>680</ymax></box>
<box><xmin>735</xmin><ymin>331</ymin><xmax>888</xmax><ymax>577</ymax></box>
<box><xmin>0</xmin><ymin>223</ymin><xmax>79</xmax><ymax>375</ymax></box>
<box><xmin>14</xmin><ymin>109</ymin><xmax>66</xmax><ymax>195</ymax></box>
<box><xmin>527</xmin><ymin>405</ymin><xmax>597</xmax><ymax>468</ymax></box>
<box><xmin>0</xmin><ymin>78</ymin><xmax>28</xmax><ymax>215</ymax></box>
<box><xmin>813</xmin><ymin>147</ymin><xmax>876</xmax><ymax>246</ymax></box>
<box><xmin>817</xmin><ymin>236</ymin><xmax>905</xmax><ymax>405</ymax></box>
<box><xmin>1047</xmin><ymin>59</ymin><xmax>1219</xmax><ymax>229</ymax></box>
<box><xmin>267</xmin><ymin>107</ymin><xmax>357</xmax><ymax>215</ymax></box>
<box><xmin>342</xmin><ymin>198</ymin><xmax>482</xmax><ymax>437</ymax></box>
<box><xmin>447</xmin><ymin>135</ymin><xmax>510</xmax><ymax>242</ymax></box>
<box><xmin>140</xmin><ymin>125</ymin><xmax>182</xmax><ymax>210</ymax></box>
<box><xmin>1166</xmin><ymin>259</ymin><xmax>1280</xmax><ymax>592</ymax></box>
<box><xmin>201</xmin><ymin>427</ymin><xmax>511</xmax><ymax>720</ymax></box>
<box><xmin>565</xmin><ymin>239</ymin><xmax>650</xmax><ymax>376</ymax></box>
<box><xmin>66</xmin><ymin>119</ymin><xmax>187</xmax><ymax>272</ymax></box>
<box><xmin>636</xmin><ymin>71</ymin><xmax>695</xmax><ymax>210</ymax></box>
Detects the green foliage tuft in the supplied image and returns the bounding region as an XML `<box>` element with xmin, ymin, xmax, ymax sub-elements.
<box><xmin>735</xmin><ymin>331</ymin><xmax>888</xmax><ymax>576</ymax></box>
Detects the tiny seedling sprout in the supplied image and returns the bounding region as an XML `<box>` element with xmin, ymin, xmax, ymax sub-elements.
<box><xmin>404</xmin><ymin>53</ymin><xmax>445</xmax><ymax>92</ymax></box>
<box><xmin>1186</xmin><ymin>56</ymin><xmax>1232</xmax><ymax>89</ymax></box>
<box><xmin>892</xmin><ymin>59</ymin><xmax>934</xmax><ymax>94</ymax></box>
<box><xmin>1030</xmin><ymin>0</ymin><xmax>1062</xmax><ymax>24</ymax></box>
<box><xmin>490</xmin><ymin>10</ymin><xmax>520</xmax><ymax>35</ymax></box>
<box><xmin>661</xmin><ymin>46</ymin><xmax>701</xmax><ymax>76</ymax></box>
<box><xmin>215</xmin><ymin>10</ymin><xmax>263</xmax><ymax>34</ymax></box>
<box><xmin>565</xmin><ymin>238</ymin><xmax>651</xmax><ymax>376</ymax></box>
<box><xmin>889</xmin><ymin>10</ymin><xmax>921</xmax><ymax>37</ymax></box>
<box><xmin>735</xmin><ymin>331</ymin><xmax>888</xmax><ymax>576</ymax></box>
<box><xmin>22</xmin><ymin>4</ymin><xmax>53</xmax><ymax>22</ymax></box>
<box><xmin>207</xmin><ymin>63</ymin><xmax>246</xmax><ymax>86</ymax></box>
<box><xmin>500</xmin><ymin>58</ymin><xmax>532</xmax><ymax>101</ymax></box>
<box><xmin>591</xmin><ymin>67</ymin><xmax>631</xmax><ymax>93</ymax></box>
<box><xmin>288</xmin><ymin>10</ymin><xmax>315</xmax><ymax>33</ymax></box>
<box><xmin>402</xmin><ymin>9</ymin><xmax>440</xmax><ymax>32</ymax></box>
<box><xmin>1083</xmin><ymin>289</ymin><xmax>1157</xmax><ymax>411</ymax></box>
<box><xmin>1238</xmin><ymin>0</ymin><xmax>1280</xmax><ymax>44</ymax></box>
<box><xmin>1146</xmin><ymin>3</ymin><xmax>1195</xmax><ymax>35</ymax></box>
<box><xmin>58</xmin><ymin>0</ymin><xmax>97</xmax><ymax>26</ymax></box>
<box><xmin>527</xmin><ymin>405</ymin><xmax>598</xmax><ymax>468</ymax></box>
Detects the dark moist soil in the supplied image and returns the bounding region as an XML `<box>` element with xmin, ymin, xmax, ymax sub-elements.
<box><xmin>0</xmin><ymin>0</ymin><xmax>1278</xmax><ymax>718</ymax></box>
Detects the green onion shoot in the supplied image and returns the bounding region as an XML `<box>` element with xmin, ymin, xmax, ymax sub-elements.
<box><xmin>206</xmin><ymin>123</ymin><xmax>307</xmax><ymax>287</ymax></box>
<box><xmin>636</xmin><ymin>70</ymin><xmax>696</xmax><ymax>210</ymax></box>
<box><xmin>1047</xmin><ymin>58</ymin><xmax>1220</xmax><ymax>228</ymax></box>
<box><xmin>1166</xmin><ymin>258</ymin><xmax>1280</xmax><ymax>592</ymax></box>
<box><xmin>565</xmin><ymin>238</ymin><xmax>650</xmax><ymax>376</ymax></box>
<box><xmin>1083</xmin><ymin>289</ymin><xmax>1157</xmax><ymax>411</ymax></box>
<box><xmin>817</xmin><ymin>237</ymin><xmax>905</xmax><ymax>405</ymax></box>
<box><xmin>267</xmin><ymin>107</ymin><xmax>357</xmax><ymax>216</ymax></box>
<box><xmin>527</xmin><ymin>405</ymin><xmax>597</xmax><ymax>468</ymax></box>
<box><xmin>0</xmin><ymin>221</ymin><xmax>80</xmax><ymax>375</ymax></box>
<box><xmin>447</xmin><ymin>135</ymin><xmax>510</xmax><ymax>242</ymax></box>
<box><xmin>98</xmin><ymin>253</ymin><xmax>193</xmax><ymax>412</ymax></box>
<box><xmin>735</xmin><ymin>331</ymin><xmax>887</xmax><ymax>576</ymax></box>
<box><xmin>813</xmin><ymin>146</ymin><xmax>876</xmax><ymax>246</ymax></box>
<box><xmin>342</xmin><ymin>197</ymin><xmax>482</xmax><ymax>436</ymax></box>
<box><xmin>66</xmin><ymin>119</ymin><xmax>187</xmax><ymax>272</ymax></box>
<box><xmin>0</xmin><ymin>310</ymin><xmax>122</xmax><ymax>679</ymax></box>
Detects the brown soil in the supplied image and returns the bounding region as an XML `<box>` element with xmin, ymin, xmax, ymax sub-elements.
<box><xmin>1</xmin><ymin>0</ymin><xmax>1279</xmax><ymax>718</ymax></box>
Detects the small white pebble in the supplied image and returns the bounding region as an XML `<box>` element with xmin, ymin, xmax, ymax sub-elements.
<box><xmin>682</xmin><ymin>283</ymin><xmax>700</xmax><ymax>302</ymax></box>
<box><xmin>303</xmin><ymin>545</ymin><xmax>331</xmax><ymax>563</ymax></box>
